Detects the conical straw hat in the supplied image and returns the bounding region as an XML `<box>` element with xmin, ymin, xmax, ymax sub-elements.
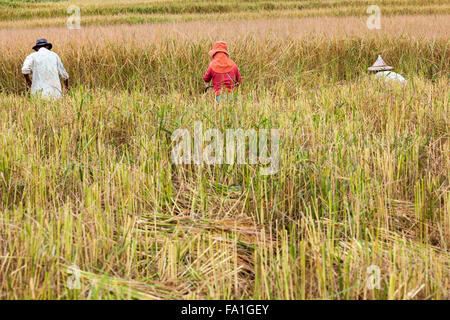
<box><xmin>368</xmin><ymin>55</ymin><xmax>394</xmax><ymax>71</ymax></box>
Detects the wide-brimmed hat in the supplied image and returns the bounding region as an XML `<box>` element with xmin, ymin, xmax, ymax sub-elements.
<box><xmin>368</xmin><ymin>55</ymin><xmax>393</xmax><ymax>71</ymax></box>
<box><xmin>208</xmin><ymin>41</ymin><xmax>229</xmax><ymax>57</ymax></box>
<box><xmin>33</xmin><ymin>38</ymin><xmax>52</xmax><ymax>51</ymax></box>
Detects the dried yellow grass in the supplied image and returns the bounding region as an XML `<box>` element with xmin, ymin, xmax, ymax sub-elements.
<box><xmin>1</xmin><ymin>15</ymin><xmax>449</xmax><ymax>43</ymax></box>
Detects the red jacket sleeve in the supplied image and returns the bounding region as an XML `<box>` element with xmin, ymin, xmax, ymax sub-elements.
<box><xmin>203</xmin><ymin>67</ymin><xmax>213</xmax><ymax>82</ymax></box>
<box><xmin>235</xmin><ymin>66</ymin><xmax>242</xmax><ymax>84</ymax></box>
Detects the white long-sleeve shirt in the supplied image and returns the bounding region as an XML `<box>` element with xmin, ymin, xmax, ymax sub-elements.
<box><xmin>375</xmin><ymin>71</ymin><xmax>406</xmax><ymax>83</ymax></box>
<box><xmin>21</xmin><ymin>47</ymin><xmax>69</xmax><ymax>99</ymax></box>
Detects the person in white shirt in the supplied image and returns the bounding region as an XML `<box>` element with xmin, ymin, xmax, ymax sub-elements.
<box><xmin>368</xmin><ymin>55</ymin><xmax>406</xmax><ymax>83</ymax></box>
<box><xmin>22</xmin><ymin>38</ymin><xmax>69</xmax><ymax>99</ymax></box>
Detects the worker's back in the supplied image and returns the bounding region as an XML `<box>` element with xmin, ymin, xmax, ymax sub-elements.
<box><xmin>375</xmin><ymin>71</ymin><xmax>406</xmax><ymax>83</ymax></box>
<box><xmin>22</xmin><ymin>47</ymin><xmax>68</xmax><ymax>98</ymax></box>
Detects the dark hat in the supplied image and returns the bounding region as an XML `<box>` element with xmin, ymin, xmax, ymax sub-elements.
<box><xmin>33</xmin><ymin>38</ymin><xmax>52</xmax><ymax>51</ymax></box>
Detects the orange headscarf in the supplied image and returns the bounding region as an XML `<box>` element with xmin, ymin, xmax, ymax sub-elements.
<box><xmin>208</xmin><ymin>42</ymin><xmax>236</xmax><ymax>73</ymax></box>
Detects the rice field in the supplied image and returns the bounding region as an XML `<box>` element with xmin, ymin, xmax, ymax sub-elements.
<box><xmin>1</xmin><ymin>0</ymin><xmax>449</xmax><ymax>28</ymax></box>
<box><xmin>0</xmin><ymin>0</ymin><xmax>449</xmax><ymax>300</ymax></box>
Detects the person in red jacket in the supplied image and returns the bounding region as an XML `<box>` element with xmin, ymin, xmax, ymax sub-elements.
<box><xmin>203</xmin><ymin>41</ymin><xmax>242</xmax><ymax>103</ymax></box>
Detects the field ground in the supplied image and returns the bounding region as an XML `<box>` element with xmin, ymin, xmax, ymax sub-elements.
<box><xmin>0</xmin><ymin>0</ymin><xmax>449</xmax><ymax>299</ymax></box>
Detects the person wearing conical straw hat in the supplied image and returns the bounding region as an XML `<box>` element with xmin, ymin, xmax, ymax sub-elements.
<box><xmin>21</xmin><ymin>38</ymin><xmax>69</xmax><ymax>99</ymax></box>
<box><xmin>368</xmin><ymin>55</ymin><xmax>406</xmax><ymax>83</ymax></box>
<box><xmin>203</xmin><ymin>41</ymin><xmax>242</xmax><ymax>103</ymax></box>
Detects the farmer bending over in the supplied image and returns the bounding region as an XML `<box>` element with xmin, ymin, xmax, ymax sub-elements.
<box><xmin>22</xmin><ymin>38</ymin><xmax>69</xmax><ymax>99</ymax></box>
<box><xmin>368</xmin><ymin>55</ymin><xmax>406</xmax><ymax>83</ymax></box>
<box><xmin>203</xmin><ymin>41</ymin><xmax>242</xmax><ymax>103</ymax></box>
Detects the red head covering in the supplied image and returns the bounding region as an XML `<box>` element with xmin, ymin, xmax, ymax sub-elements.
<box><xmin>208</xmin><ymin>41</ymin><xmax>236</xmax><ymax>73</ymax></box>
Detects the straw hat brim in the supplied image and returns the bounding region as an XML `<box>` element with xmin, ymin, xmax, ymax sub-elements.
<box><xmin>368</xmin><ymin>65</ymin><xmax>393</xmax><ymax>71</ymax></box>
<box><xmin>208</xmin><ymin>49</ymin><xmax>228</xmax><ymax>57</ymax></box>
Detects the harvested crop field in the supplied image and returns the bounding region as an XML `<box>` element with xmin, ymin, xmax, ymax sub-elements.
<box><xmin>0</xmin><ymin>0</ymin><xmax>448</xmax><ymax>300</ymax></box>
